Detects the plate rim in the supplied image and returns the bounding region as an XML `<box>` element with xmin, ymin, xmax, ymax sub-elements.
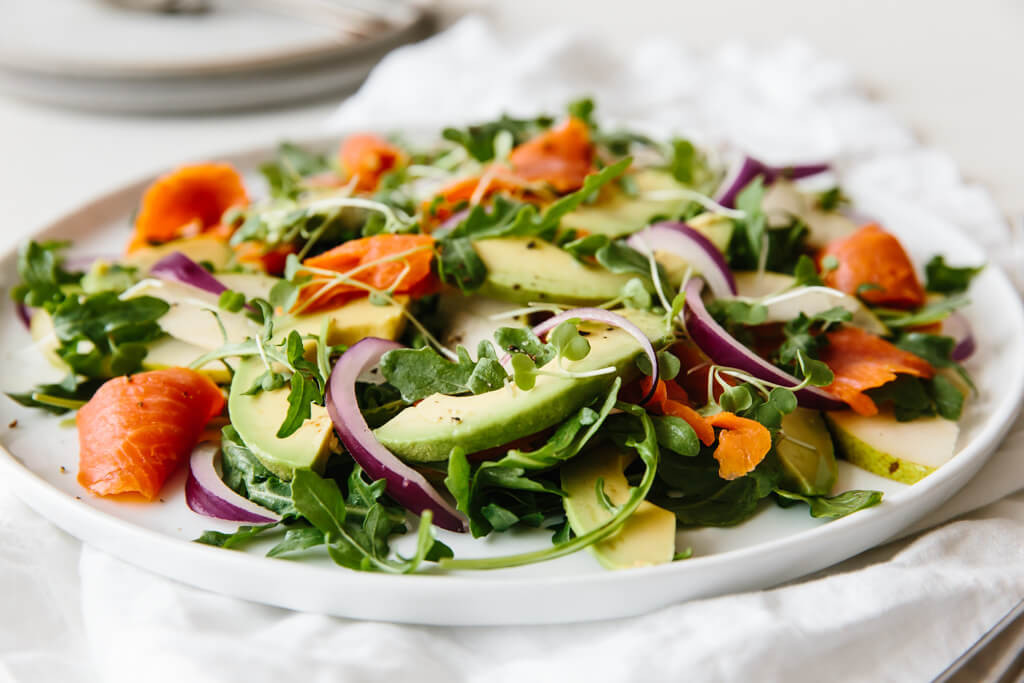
<box><xmin>2</xmin><ymin>135</ymin><xmax>1022</xmax><ymax>624</ymax></box>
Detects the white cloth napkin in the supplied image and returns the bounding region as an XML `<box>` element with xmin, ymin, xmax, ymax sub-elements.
<box><xmin>3</xmin><ymin>16</ymin><xmax>1024</xmax><ymax>683</ymax></box>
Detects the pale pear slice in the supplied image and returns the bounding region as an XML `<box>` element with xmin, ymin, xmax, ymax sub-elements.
<box><xmin>121</xmin><ymin>278</ymin><xmax>260</xmax><ymax>350</ymax></box>
<box><xmin>825</xmin><ymin>411</ymin><xmax>960</xmax><ymax>484</ymax></box>
<box><xmin>733</xmin><ymin>271</ymin><xmax>889</xmax><ymax>336</ymax></box>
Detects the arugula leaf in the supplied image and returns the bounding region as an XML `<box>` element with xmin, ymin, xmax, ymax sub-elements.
<box><xmin>774</xmin><ymin>489</ymin><xmax>883</xmax><ymax>518</ymax></box>
<box><xmin>924</xmin><ymin>255</ymin><xmax>983</xmax><ymax>294</ymax></box>
<box><xmin>876</xmin><ymin>295</ymin><xmax>969</xmax><ymax>328</ymax></box>
<box><xmin>651</xmin><ymin>415</ymin><xmax>700</xmax><ymax>456</ymax></box>
<box><xmin>290</xmin><ymin>467</ymin><xmax>446</xmax><ymax>573</ymax></box>
<box><xmin>196</xmin><ymin>523</ymin><xmax>280</xmax><ymax>549</ymax></box>
<box><xmin>11</xmin><ymin>241</ymin><xmax>81</xmax><ymax>310</ymax></box>
<box><xmin>442</xmin><ymin>114</ymin><xmax>554</xmax><ymax>162</ymax></box>
<box><xmin>707</xmin><ymin>299</ymin><xmax>768</xmax><ymax>327</ymax></box>
<box><xmin>436</xmin><ymin>236</ymin><xmax>488</xmax><ymax>292</ymax></box>
<box><xmin>266</xmin><ymin>526</ymin><xmax>326</xmax><ymax>557</ymax></box>
<box><xmin>727</xmin><ymin>212</ymin><xmax>810</xmax><ymax>275</ymax></box>
<box><xmin>450</xmin><ymin>380</ymin><xmax>620</xmax><ymax>537</ymax></box>
<box><xmin>567</xmin><ymin>97</ymin><xmax>596</xmax><ymax>128</ymax></box>
<box><xmin>792</xmin><ymin>254</ymin><xmax>824</xmax><ymax>287</ymax></box>
<box><xmin>379</xmin><ymin>344</ymin><xmax>507</xmax><ymax>402</ymax></box>
<box><xmin>930</xmin><ymin>374</ymin><xmax>965</xmax><ymax>421</ymax></box>
<box><xmin>493</xmin><ymin>327</ymin><xmax>556</xmax><ymax>366</ymax></box>
<box><xmin>814</xmin><ymin>187</ymin><xmax>848</xmax><ymax>212</ymax></box>
<box><xmin>435</xmin><ymin>161</ymin><xmax>631</xmax><ymax>291</ymax></box>
<box><xmin>260</xmin><ymin>142</ymin><xmax>333</xmax><ymax>199</ymax></box>
<box><xmin>439</xmin><ymin>399</ymin><xmax>660</xmax><ymax>570</ymax></box>
<box><xmin>50</xmin><ymin>292</ymin><xmax>169</xmax><ymax>378</ymax></box>
<box><xmin>652</xmin><ymin>450</ymin><xmax>784</xmax><ymax>526</ymax></box>
<box><xmin>563</xmin><ymin>233</ymin><xmax>610</xmax><ymax>260</ymax></box>
<box><xmin>866</xmin><ymin>374</ymin><xmax>964</xmax><ymax>422</ymax></box>
<box><xmin>220</xmin><ymin>426</ymin><xmax>299</xmax><ymax>517</ymax></box>
<box><xmin>6</xmin><ymin>375</ymin><xmax>104</xmax><ymax>415</ymax></box>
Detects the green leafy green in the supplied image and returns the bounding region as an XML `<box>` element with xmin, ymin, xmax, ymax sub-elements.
<box><xmin>774</xmin><ymin>489</ymin><xmax>883</xmax><ymax>518</ymax></box>
<box><xmin>866</xmin><ymin>374</ymin><xmax>964</xmax><ymax>422</ymax></box>
<box><xmin>442</xmin><ymin>114</ymin><xmax>554</xmax><ymax>162</ymax></box>
<box><xmin>924</xmin><ymin>255</ymin><xmax>983</xmax><ymax>294</ymax></box>
<box><xmin>259</xmin><ymin>142</ymin><xmax>334</xmax><ymax>199</ymax></box>
<box><xmin>814</xmin><ymin>187</ymin><xmax>848</xmax><ymax>212</ymax></box>
<box><xmin>290</xmin><ymin>467</ymin><xmax>448</xmax><ymax>573</ymax></box>
<box><xmin>6</xmin><ymin>375</ymin><xmax>103</xmax><ymax>415</ymax></box>
<box><xmin>266</xmin><ymin>527</ymin><xmax>326</xmax><ymax>557</ymax></box>
<box><xmin>446</xmin><ymin>380</ymin><xmax>621</xmax><ymax>537</ymax></box>
<box><xmin>435</xmin><ymin>160</ymin><xmax>631</xmax><ymax>291</ymax></box>
<box><xmin>50</xmin><ymin>292</ymin><xmax>168</xmax><ymax>378</ymax></box>
<box><xmin>10</xmin><ymin>241</ymin><xmax>81</xmax><ymax>310</ymax></box>
<box><xmin>196</xmin><ymin>523</ymin><xmax>280</xmax><ymax>549</ymax></box>
<box><xmin>379</xmin><ymin>344</ymin><xmax>507</xmax><ymax>402</ymax></box>
<box><xmin>876</xmin><ymin>295</ymin><xmax>969</xmax><ymax>328</ymax></box>
<box><xmin>220</xmin><ymin>426</ymin><xmax>299</xmax><ymax>517</ymax></box>
<box><xmin>652</xmin><ymin>450</ymin><xmax>783</xmax><ymax>527</ymax></box>
<box><xmin>439</xmin><ymin>399</ymin><xmax>660</xmax><ymax>570</ymax></box>
<box><xmin>651</xmin><ymin>415</ymin><xmax>700</xmax><ymax>457</ymax></box>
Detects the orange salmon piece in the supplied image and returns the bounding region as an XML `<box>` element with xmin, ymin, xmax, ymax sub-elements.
<box><xmin>820</xmin><ymin>223</ymin><xmax>925</xmax><ymax>309</ymax></box>
<box><xmin>707</xmin><ymin>412</ymin><xmax>772</xmax><ymax>480</ymax></box>
<box><xmin>818</xmin><ymin>326</ymin><xmax>934</xmax><ymax>416</ymax></box>
<box><xmin>129</xmin><ymin>163</ymin><xmax>248</xmax><ymax>253</ymax></box>
<box><xmin>76</xmin><ymin>368</ymin><xmax>226</xmax><ymax>500</ymax></box>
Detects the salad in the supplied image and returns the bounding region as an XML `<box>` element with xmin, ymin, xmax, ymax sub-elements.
<box><xmin>7</xmin><ymin>99</ymin><xmax>983</xmax><ymax>573</ymax></box>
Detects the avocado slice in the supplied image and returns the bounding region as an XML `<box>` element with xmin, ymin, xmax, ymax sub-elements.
<box><xmin>777</xmin><ymin>407</ymin><xmax>837</xmax><ymax>496</ymax></box>
<box><xmin>228</xmin><ymin>356</ymin><xmax>335</xmax><ymax>479</ymax></box>
<box><xmin>143</xmin><ymin>337</ymin><xmax>231</xmax><ymax>384</ymax></box>
<box><xmin>278</xmin><ymin>296</ymin><xmax>408</xmax><ymax>347</ymax></box>
<box><xmin>825</xmin><ymin>410</ymin><xmax>959</xmax><ymax>484</ymax></box>
<box><xmin>560</xmin><ymin>169</ymin><xmax>694</xmax><ymax>238</ymax></box>
<box><xmin>562</xmin><ymin>446</ymin><xmax>676</xmax><ymax>569</ymax></box>
<box><xmin>122</xmin><ymin>235</ymin><xmax>234</xmax><ymax>271</ymax></box>
<box><xmin>475</xmin><ymin>237</ymin><xmax>633</xmax><ymax>305</ymax></box>
<box><xmin>374</xmin><ymin>309</ymin><xmax>671</xmax><ymax>462</ymax></box>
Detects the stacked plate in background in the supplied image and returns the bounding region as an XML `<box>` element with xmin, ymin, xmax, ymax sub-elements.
<box><xmin>0</xmin><ymin>0</ymin><xmax>433</xmax><ymax>114</ymax></box>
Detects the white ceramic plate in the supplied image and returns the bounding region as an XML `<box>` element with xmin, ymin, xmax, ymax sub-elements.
<box><xmin>1</xmin><ymin>140</ymin><xmax>1022</xmax><ymax>625</ymax></box>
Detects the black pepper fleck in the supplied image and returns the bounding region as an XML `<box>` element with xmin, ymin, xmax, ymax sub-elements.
<box><xmin>526</xmin><ymin>240</ymin><xmax>537</xmax><ymax>249</ymax></box>
<box><xmin>889</xmin><ymin>462</ymin><xmax>899</xmax><ymax>474</ymax></box>
<box><xmin>59</xmin><ymin>466</ymin><xmax>67</xmax><ymax>474</ymax></box>
<box><xmin>7</xmin><ymin>420</ymin><xmax>16</xmax><ymax>429</ymax></box>
<box><xmin>512</xmin><ymin>284</ymin><xmax>522</xmax><ymax>291</ymax></box>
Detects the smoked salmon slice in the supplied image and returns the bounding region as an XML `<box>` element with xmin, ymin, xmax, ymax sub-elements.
<box><xmin>76</xmin><ymin>368</ymin><xmax>225</xmax><ymax>500</ymax></box>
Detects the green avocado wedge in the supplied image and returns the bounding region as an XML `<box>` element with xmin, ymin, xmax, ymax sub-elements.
<box><xmin>776</xmin><ymin>408</ymin><xmax>838</xmax><ymax>496</ymax></box>
<box><xmin>562</xmin><ymin>446</ymin><xmax>676</xmax><ymax>569</ymax></box>
<box><xmin>228</xmin><ymin>356</ymin><xmax>335</xmax><ymax>480</ymax></box>
<box><xmin>559</xmin><ymin>169</ymin><xmax>695</xmax><ymax>238</ymax></box>
<box><xmin>374</xmin><ymin>309</ymin><xmax>672</xmax><ymax>462</ymax></box>
<box><xmin>474</xmin><ymin>236</ymin><xmax>633</xmax><ymax>305</ymax></box>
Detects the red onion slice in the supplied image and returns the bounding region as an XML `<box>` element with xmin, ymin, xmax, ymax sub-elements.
<box><xmin>150</xmin><ymin>251</ymin><xmax>229</xmax><ymax>297</ymax></box>
<box><xmin>186</xmin><ymin>442</ymin><xmax>281</xmax><ymax>524</ymax></box>
<box><xmin>715</xmin><ymin>156</ymin><xmax>831</xmax><ymax>209</ymax></box>
<box><xmin>626</xmin><ymin>222</ymin><xmax>736</xmax><ymax>299</ymax></box>
<box><xmin>683</xmin><ymin>278</ymin><xmax>844</xmax><ymax>410</ymax></box>
<box><xmin>943</xmin><ymin>312</ymin><xmax>976</xmax><ymax>362</ymax></box>
<box><xmin>15</xmin><ymin>302</ymin><xmax>32</xmax><ymax>331</ymax></box>
<box><xmin>326</xmin><ymin>338</ymin><xmax>468</xmax><ymax>533</ymax></box>
<box><xmin>530</xmin><ymin>308</ymin><xmax>660</xmax><ymax>404</ymax></box>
